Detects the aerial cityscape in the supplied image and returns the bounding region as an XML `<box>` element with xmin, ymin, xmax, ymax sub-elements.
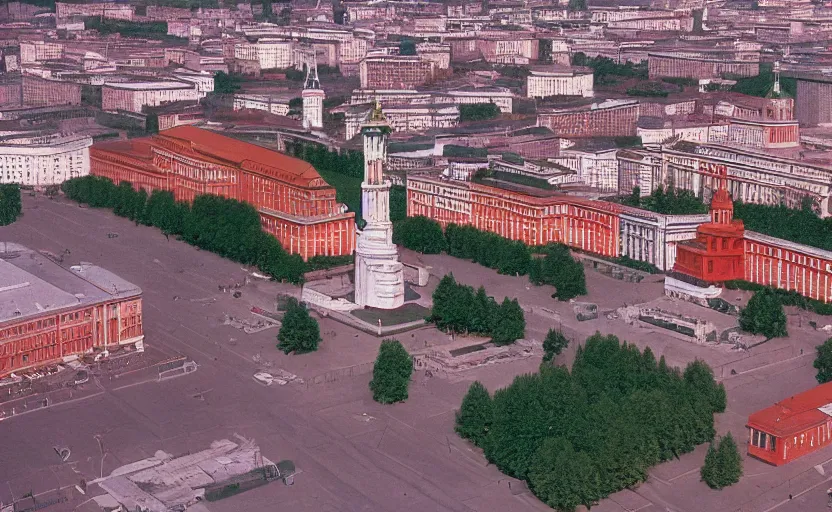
<box><xmin>3</xmin><ymin>0</ymin><xmax>832</xmax><ymax>511</ymax></box>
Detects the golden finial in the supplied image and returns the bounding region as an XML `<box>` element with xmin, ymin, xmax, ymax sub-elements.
<box><xmin>370</xmin><ymin>99</ymin><xmax>386</xmax><ymax>122</ymax></box>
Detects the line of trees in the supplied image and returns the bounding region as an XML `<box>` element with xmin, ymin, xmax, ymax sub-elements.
<box><xmin>393</xmin><ymin>217</ymin><xmax>588</xmax><ymax>301</ymax></box>
<box><xmin>458</xmin><ymin>103</ymin><xmax>501</xmax><ymax>122</ymax></box>
<box><xmin>0</xmin><ymin>184</ymin><xmax>22</xmax><ymax>226</ymax></box>
<box><xmin>724</xmin><ymin>279</ymin><xmax>832</xmax><ymax>316</ymax></box>
<box><xmin>428</xmin><ymin>274</ymin><xmax>525</xmax><ymax>345</ymax></box>
<box><xmin>571</xmin><ymin>53</ymin><xmax>648</xmax><ymax>85</ymax></box>
<box><xmin>733</xmin><ymin>200</ymin><xmax>832</xmax><ymax>252</ymax></box>
<box><xmin>622</xmin><ymin>186</ymin><xmax>709</xmax><ymax>215</ymax></box>
<box><xmin>455</xmin><ymin>334</ymin><xmax>727</xmax><ymax>511</ymax></box>
<box><xmin>62</xmin><ymin>176</ymin><xmax>309</xmax><ymax>283</ymax></box>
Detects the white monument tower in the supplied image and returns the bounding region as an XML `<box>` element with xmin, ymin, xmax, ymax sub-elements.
<box><xmin>354</xmin><ymin>102</ymin><xmax>405</xmax><ymax>310</ymax></box>
<box><xmin>301</xmin><ymin>51</ymin><xmax>324</xmax><ymax>130</ymax></box>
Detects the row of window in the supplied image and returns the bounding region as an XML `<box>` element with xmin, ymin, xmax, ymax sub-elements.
<box><xmin>0</xmin><ymin>317</ymin><xmax>58</xmax><ymax>340</ymax></box>
<box><xmin>751</xmin><ymin>429</ymin><xmax>777</xmax><ymax>451</ymax></box>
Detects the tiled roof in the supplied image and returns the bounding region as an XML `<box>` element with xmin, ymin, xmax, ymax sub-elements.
<box><xmin>156</xmin><ymin>126</ymin><xmax>323</xmax><ymax>188</ymax></box>
<box><xmin>748</xmin><ymin>381</ymin><xmax>832</xmax><ymax>437</ymax></box>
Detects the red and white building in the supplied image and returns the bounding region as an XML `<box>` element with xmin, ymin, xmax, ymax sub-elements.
<box><xmin>0</xmin><ymin>243</ymin><xmax>144</xmax><ymax>378</ymax></box>
<box><xmin>747</xmin><ymin>381</ymin><xmax>832</xmax><ymax>465</ymax></box>
<box><xmin>90</xmin><ymin>127</ymin><xmax>355</xmax><ymax>260</ymax></box>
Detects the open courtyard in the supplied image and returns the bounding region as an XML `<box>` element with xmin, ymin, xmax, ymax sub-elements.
<box><xmin>1</xmin><ymin>194</ymin><xmax>832</xmax><ymax>512</ymax></box>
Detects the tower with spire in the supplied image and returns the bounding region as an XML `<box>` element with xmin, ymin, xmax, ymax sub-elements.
<box><xmin>301</xmin><ymin>50</ymin><xmax>325</xmax><ymax>130</ymax></box>
<box><xmin>353</xmin><ymin>101</ymin><xmax>405</xmax><ymax>310</ymax></box>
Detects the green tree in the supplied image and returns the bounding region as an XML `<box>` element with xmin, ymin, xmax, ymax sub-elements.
<box><xmin>277</xmin><ymin>297</ymin><xmax>321</xmax><ymax>354</ymax></box>
<box><xmin>369</xmin><ymin>339</ymin><xmax>413</xmax><ymax>403</ymax></box>
<box><xmin>814</xmin><ymin>338</ymin><xmax>832</xmax><ymax>384</ymax></box>
<box><xmin>399</xmin><ymin>39</ymin><xmax>417</xmax><ymax>56</ymax></box>
<box><xmin>528</xmin><ymin>437</ymin><xmax>601</xmax><ymax>512</ymax></box>
<box><xmin>683</xmin><ymin>359</ymin><xmax>727</xmax><ymax>413</ymax></box>
<box><xmin>213</xmin><ymin>71</ymin><xmax>242</xmax><ymax>94</ymax></box>
<box><xmin>739</xmin><ymin>289</ymin><xmax>788</xmax><ymax>338</ymax></box>
<box><xmin>542</xmin><ymin>328</ymin><xmax>569</xmax><ymax>363</ymax></box>
<box><xmin>492</xmin><ymin>297</ymin><xmax>525</xmax><ymax>345</ymax></box>
<box><xmin>701</xmin><ymin>433</ymin><xmax>743</xmax><ymax>489</ymax></box>
<box><xmin>567</xmin><ymin>0</ymin><xmax>587</xmax><ymax>11</ymax></box>
<box><xmin>458</xmin><ymin>102</ymin><xmax>501</xmax><ymax>122</ymax></box>
<box><xmin>392</xmin><ymin>216</ymin><xmax>446</xmax><ymax>253</ymax></box>
<box><xmin>145</xmin><ymin>113</ymin><xmax>159</xmax><ymax>134</ymax></box>
<box><xmin>470</xmin><ymin>286</ymin><xmax>498</xmax><ymax>335</ymax></box>
<box><xmin>0</xmin><ymin>183</ymin><xmax>22</xmax><ymax>226</ymax></box>
<box><xmin>455</xmin><ymin>381</ymin><xmax>493</xmax><ymax>447</ymax></box>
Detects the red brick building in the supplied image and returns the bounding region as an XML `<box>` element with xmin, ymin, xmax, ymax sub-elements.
<box><xmin>537</xmin><ymin>100</ymin><xmax>639</xmax><ymax>138</ymax></box>
<box><xmin>747</xmin><ymin>381</ymin><xmax>832</xmax><ymax>465</ymax></box>
<box><xmin>407</xmin><ymin>176</ymin><xmax>620</xmax><ymax>257</ymax></box>
<box><xmin>21</xmin><ymin>75</ymin><xmax>81</xmax><ymax>107</ymax></box>
<box><xmin>0</xmin><ymin>244</ymin><xmax>143</xmax><ymax>378</ymax></box>
<box><xmin>90</xmin><ymin>126</ymin><xmax>355</xmax><ymax>260</ymax></box>
<box><xmin>359</xmin><ymin>56</ymin><xmax>436</xmax><ymax>90</ymax></box>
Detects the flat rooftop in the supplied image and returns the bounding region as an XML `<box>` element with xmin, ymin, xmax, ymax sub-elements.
<box><xmin>0</xmin><ymin>242</ymin><xmax>141</xmax><ymax>326</ymax></box>
<box><xmin>104</xmin><ymin>81</ymin><xmax>193</xmax><ymax>91</ymax></box>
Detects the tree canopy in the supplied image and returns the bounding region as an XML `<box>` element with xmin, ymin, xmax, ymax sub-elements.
<box><xmin>0</xmin><ymin>184</ymin><xmax>22</xmax><ymax>226</ymax></box>
<box><xmin>542</xmin><ymin>329</ymin><xmax>569</xmax><ymax>364</ymax></box>
<box><xmin>370</xmin><ymin>339</ymin><xmax>413</xmax><ymax>403</ymax></box>
<box><xmin>739</xmin><ymin>289</ymin><xmax>788</xmax><ymax>338</ymax></box>
<box><xmin>621</xmin><ymin>185</ymin><xmax>709</xmax><ymax>215</ymax></box>
<box><xmin>213</xmin><ymin>71</ymin><xmax>242</xmax><ymax>94</ymax></box>
<box><xmin>399</xmin><ymin>39</ymin><xmax>417</xmax><ymax>56</ymax></box>
<box><xmin>529</xmin><ymin>244</ymin><xmax>587</xmax><ymax>300</ymax></box>
<box><xmin>392</xmin><ymin>216</ymin><xmax>446</xmax><ymax>254</ymax></box>
<box><xmin>61</xmin><ymin>176</ymin><xmax>316</xmax><ymax>283</ymax></box>
<box><xmin>701</xmin><ymin>433</ymin><xmax>743</xmax><ymax>489</ymax></box>
<box><xmin>429</xmin><ymin>274</ymin><xmax>525</xmax><ymax>345</ymax></box>
<box><xmin>277</xmin><ymin>297</ymin><xmax>321</xmax><ymax>354</ymax></box>
<box><xmin>453</xmin><ymin>333</ymin><xmax>725</xmax><ymax>510</ymax></box>
<box><xmin>814</xmin><ymin>338</ymin><xmax>832</xmax><ymax>384</ymax></box>
<box><xmin>459</xmin><ymin>103</ymin><xmax>501</xmax><ymax>122</ymax></box>
<box><xmin>455</xmin><ymin>381</ymin><xmax>493</xmax><ymax>447</ymax></box>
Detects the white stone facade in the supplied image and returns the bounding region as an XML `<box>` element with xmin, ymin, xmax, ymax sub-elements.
<box><xmin>302</xmin><ymin>89</ymin><xmax>325</xmax><ymax>130</ymax></box>
<box><xmin>234</xmin><ymin>41</ymin><xmax>294</xmax><ymax>70</ymax></box>
<box><xmin>526</xmin><ymin>70</ymin><xmax>594</xmax><ymax>99</ymax></box>
<box><xmin>0</xmin><ymin>135</ymin><xmax>92</xmax><ymax>187</ymax></box>
<box><xmin>619</xmin><ymin>211</ymin><xmax>710</xmax><ymax>271</ymax></box>
<box><xmin>233</xmin><ymin>94</ymin><xmax>291</xmax><ymax>116</ymax></box>
<box><xmin>102</xmin><ymin>82</ymin><xmax>201</xmax><ymax>113</ymax></box>
<box><xmin>354</xmin><ymin>109</ymin><xmax>405</xmax><ymax>310</ymax></box>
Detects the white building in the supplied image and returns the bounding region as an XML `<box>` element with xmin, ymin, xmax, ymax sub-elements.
<box><xmin>20</xmin><ymin>41</ymin><xmax>63</xmax><ymax>64</ymax></box>
<box><xmin>172</xmin><ymin>72</ymin><xmax>214</xmax><ymax>97</ymax></box>
<box><xmin>302</xmin><ymin>89</ymin><xmax>325</xmax><ymax>130</ymax></box>
<box><xmin>552</xmin><ymin>147</ymin><xmax>619</xmax><ymax>192</ymax></box>
<box><xmin>618</xmin><ymin>210</ymin><xmax>711</xmax><ymax>271</ymax></box>
<box><xmin>354</xmin><ymin>103</ymin><xmax>405</xmax><ymax>309</ymax></box>
<box><xmin>232</xmin><ymin>94</ymin><xmax>291</xmax><ymax>116</ymax></box>
<box><xmin>526</xmin><ymin>68</ymin><xmax>594</xmax><ymax>99</ymax></box>
<box><xmin>345</xmin><ymin>104</ymin><xmax>459</xmax><ymax>140</ymax></box>
<box><xmin>234</xmin><ymin>40</ymin><xmax>294</xmax><ymax>70</ymax></box>
<box><xmin>102</xmin><ymin>81</ymin><xmax>200</xmax><ymax>113</ymax></box>
<box><xmin>351</xmin><ymin>87</ymin><xmax>513</xmax><ymax>113</ymax></box>
<box><xmin>0</xmin><ymin>134</ymin><xmax>92</xmax><ymax>187</ymax></box>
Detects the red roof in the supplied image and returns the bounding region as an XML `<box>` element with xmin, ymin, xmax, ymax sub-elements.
<box><xmin>155</xmin><ymin>126</ymin><xmax>325</xmax><ymax>189</ymax></box>
<box><xmin>748</xmin><ymin>381</ymin><xmax>832</xmax><ymax>437</ymax></box>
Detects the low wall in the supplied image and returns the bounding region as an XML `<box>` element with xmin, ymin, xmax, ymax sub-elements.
<box><xmin>403</xmin><ymin>263</ymin><xmax>430</xmax><ymax>286</ymax></box>
<box><xmin>574</xmin><ymin>253</ymin><xmax>650</xmax><ymax>283</ymax></box>
<box><xmin>301</xmin><ymin>287</ymin><xmax>361</xmax><ymax>312</ymax></box>
<box><xmin>303</xmin><ymin>264</ymin><xmax>354</xmax><ymax>282</ymax></box>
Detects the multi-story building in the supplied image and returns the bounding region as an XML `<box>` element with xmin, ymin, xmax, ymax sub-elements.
<box><xmin>90</xmin><ymin>126</ymin><xmax>355</xmax><ymax>260</ymax></box>
<box><xmin>648</xmin><ymin>51</ymin><xmax>759</xmax><ymax>80</ymax></box>
<box><xmin>22</xmin><ymin>76</ymin><xmax>81</xmax><ymax>107</ymax></box>
<box><xmin>651</xmin><ymin>140</ymin><xmax>832</xmax><ymax>216</ymax></box>
<box><xmin>233</xmin><ymin>94</ymin><xmax>292</xmax><ymax>116</ymax></box>
<box><xmin>19</xmin><ymin>40</ymin><xmax>63</xmax><ymax>63</ymax></box>
<box><xmin>791</xmin><ymin>72</ymin><xmax>832</xmax><ymax>128</ymax></box>
<box><xmin>345</xmin><ymin>104</ymin><xmax>459</xmax><ymax>139</ymax></box>
<box><xmin>407</xmin><ymin>176</ymin><xmax>707</xmax><ymax>271</ymax></box>
<box><xmin>0</xmin><ymin>81</ymin><xmax>21</xmax><ymax>108</ymax></box>
<box><xmin>350</xmin><ymin>87</ymin><xmax>513</xmax><ymax>113</ymax></box>
<box><xmin>56</xmin><ymin>1</ymin><xmax>133</xmax><ymax>20</ymax></box>
<box><xmin>0</xmin><ymin>134</ymin><xmax>92</xmax><ymax>187</ymax></box>
<box><xmin>671</xmin><ymin>176</ymin><xmax>832</xmax><ymax>303</ymax></box>
<box><xmin>101</xmin><ymin>81</ymin><xmax>201</xmax><ymax>113</ymax></box>
<box><xmin>526</xmin><ymin>68</ymin><xmax>594</xmax><ymax>99</ymax></box>
<box><xmin>0</xmin><ymin>243</ymin><xmax>144</xmax><ymax>378</ymax></box>
<box><xmin>537</xmin><ymin>100</ymin><xmax>639</xmax><ymax>137</ymax></box>
<box><xmin>234</xmin><ymin>40</ymin><xmax>294</xmax><ymax>70</ymax></box>
<box><xmin>359</xmin><ymin>56</ymin><xmax>436</xmax><ymax>90</ymax></box>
